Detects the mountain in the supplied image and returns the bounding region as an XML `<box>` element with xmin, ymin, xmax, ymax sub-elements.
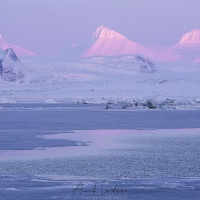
<box><xmin>0</xmin><ymin>34</ymin><xmax>37</xmax><ymax>56</ymax></box>
<box><xmin>61</xmin><ymin>25</ymin><xmax>141</xmax><ymax>57</ymax></box>
<box><xmin>179</xmin><ymin>29</ymin><xmax>200</xmax><ymax>44</ymax></box>
<box><xmin>0</xmin><ymin>48</ymin><xmax>25</xmax><ymax>82</ymax></box>
<box><xmin>63</xmin><ymin>26</ymin><xmax>180</xmax><ymax>61</ymax></box>
<box><xmin>172</xmin><ymin>29</ymin><xmax>200</xmax><ymax>61</ymax></box>
<box><xmin>82</xmin><ymin>25</ymin><xmax>141</xmax><ymax>57</ymax></box>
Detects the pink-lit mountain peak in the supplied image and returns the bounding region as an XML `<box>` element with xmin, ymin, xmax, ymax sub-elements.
<box><xmin>179</xmin><ymin>28</ymin><xmax>200</xmax><ymax>44</ymax></box>
<box><xmin>93</xmin><ymin>25</ymin><xmax>127</xmax><ymax>40</ymax></box>
<box><xmin>65</xmin><ymin>25</ymin><xmax>182</xmax><ymax>61</ymax></box>
<box><xmin>82</xmin><ymin>26</ymin><xmax>140</xmax><ymax>57</ymax></box>
<box><xmin>0</xmin><ymin>34</ymin><xmax>37</xmax><ymax>56</ymax></box>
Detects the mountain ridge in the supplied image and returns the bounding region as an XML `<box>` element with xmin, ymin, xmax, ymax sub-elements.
<box><xmin>0</xmin><ymin>35</ymin><xmax>37</xmax><ymax>56</ymax></box>
<box><xmin>63</xmin><ymin>25</ymin><xmax>181</xmax><ymax>61</ymax></box>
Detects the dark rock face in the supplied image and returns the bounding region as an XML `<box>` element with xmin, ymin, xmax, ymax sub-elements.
<box><xmin>87</xmin><ymin>55</ymin><xmax>157</xmax><ymax>74</ymax></box>
<box><xmin>135</xmin><ymin>56</ymin><xmax>157</xmax><ymax>74</ymax></box>
<box><xmin>1</xmin><ymin>67</ymin><xmax>17</xmax><ymax>82</ymax></box>
<box><xmin>0</xmin><ymin>48</ymin><xmax>24</xmax><ymax>82</ymax></box>
<box><xmin>4</xmin><ymin>48</ymin><xmax>19</xmax><ymax>61</ymax></box>
<box><xmin>0</xmin><ymin>64</ymin><xmax>24</xmax><ymax>82</ymax></box>
<box><xmin>0</xmin><ymin>59</ymin><xmax>3</xmax><ymax>73</ymax></box>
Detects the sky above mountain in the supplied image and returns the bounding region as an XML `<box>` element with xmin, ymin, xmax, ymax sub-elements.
<box><xmin>0</xmin><ymin>0</ymin><xmax>200</xmax><ymax>55</ymax></box>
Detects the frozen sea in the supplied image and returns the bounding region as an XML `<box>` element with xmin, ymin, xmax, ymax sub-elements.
<box><xmin>0</xmin><ymin>104</ymin><xmax>200</xmax><ymax>199</ymax></box>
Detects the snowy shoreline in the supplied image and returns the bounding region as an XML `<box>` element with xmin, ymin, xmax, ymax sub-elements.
<box><xmin>1</xmin><ymin>54</ymin><xmax>200</xmax><ymax>111</ymax></box>
<box><xmin>0</xmin><ymin>98</ymin><xmax>200</xmax><ymax>111</ymax></box>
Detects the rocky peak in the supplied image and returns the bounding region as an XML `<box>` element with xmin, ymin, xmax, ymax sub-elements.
<box><xmin>4</xmin><ymin>48</ymin><xmax>19</xmax><ymax>61</ymax></box>
<box><xmin>0</xmin><ymin>48</ymin><xmax>24</xmax><ymax>82</ymax></box>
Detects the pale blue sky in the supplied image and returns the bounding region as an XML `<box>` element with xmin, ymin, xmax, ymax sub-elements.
<box><xmin>0</xmin><ymin>0</ymin><xmax>200</xmax><ymax>55</ymax></box>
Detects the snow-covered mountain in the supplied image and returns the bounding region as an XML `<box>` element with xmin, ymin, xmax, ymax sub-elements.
<box><xmin>0</xmin><ymin>34</ymin><xmax>37</xmax><ymax>56</ymax></box>
<box><xmin>82</xmin><ymin>25</ymin><xmax>141</xmax><ymax>57</ymax></box>
<box><xmin>172</xmin><ymin>29</ymin><xmax>200</xmax><ymax>62</ymax></box>
<box><xmin>179</xmin><ymin>29</ymin><xmax>200</xmax><ymax>44</ymax></box>
<box><xmin>0</xmin><ymin>27</ymin><xmax>199</xmax><ymax>108</ymax></box>
<box><xmin>0</xmin><ymin>48</ymin><xmax>25</xmax><ymax>82</ymax></box>
<box><xmin>62</xmin><ymin>25</ymin><xmax>180</xmax><ymax>61</ymax></box>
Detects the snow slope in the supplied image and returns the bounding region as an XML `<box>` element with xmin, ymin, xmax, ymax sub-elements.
<box><xmin>0</xmin><ymin>54</ymin><xmax>199</xmax><ymax>110</ymax></box>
